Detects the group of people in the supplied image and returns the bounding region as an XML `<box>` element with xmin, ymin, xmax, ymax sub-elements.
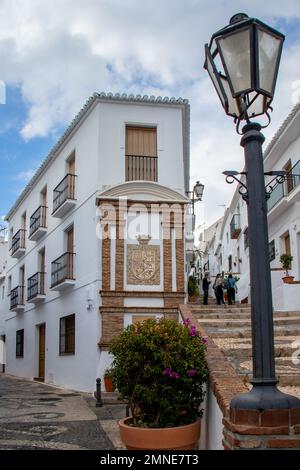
<box><xmin>202</xmin><ymin>273</ymin><xmax>236</xmax><ymax>305</ymax></box>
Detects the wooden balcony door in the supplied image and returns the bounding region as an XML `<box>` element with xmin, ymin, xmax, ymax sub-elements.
<box><xmin>39</xmin><ymin>248</ymin><xmax>45</xmax><ymax>293</ymax></box>
<box><xmin>283</xmin><ymin>159</ymin><xmax>293</xmax><ymax>194</ymax></box>
<box><xmin>68</xmin><ymin>156</ymin><xmax>76</xmax><ymax>198</ymax></box>
<box><xmin>66</xmin><ymin>226</ymin><xmax>74</xmax><ymax>278</ymax></box>
<box><xmin>125</xmin><ymin>126</ymin><xmax>157</xmax><ymax>181</ymax></box>
<box><xmin>38</xmin><ymin>324</ymin><xmax>46</xmax><ymax>382</ymax></box>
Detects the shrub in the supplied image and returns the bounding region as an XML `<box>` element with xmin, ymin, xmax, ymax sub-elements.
<box><xmin>188</xmin><ymin>275</ymin><xmax>199</xmax><ymax>297</ymax></box>
<box><xmin>280</xmin><ymin>253</ymin><xmax>293</xmax><ymax>274</ymax></box>
<box><xmin>109</xmin><ymin>318</ymin><xmax>208</xmax><ymax>428</ymax></box>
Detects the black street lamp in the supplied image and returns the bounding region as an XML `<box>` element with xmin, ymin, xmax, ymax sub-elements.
<box><xmin>204</xmin><ymin>13</ymin><xmax>300</xmax><ymax>411</ymax></box>
<box><xmin>187</xmin><ymin>181</ymin><xmax>205</xmax><ymax>215</ymax></box>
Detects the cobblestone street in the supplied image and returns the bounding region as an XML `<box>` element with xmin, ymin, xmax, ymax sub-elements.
<box><xmin>0</xmin><ymin>374</ymin><xmax>114</xmax><ymax>450</ymax></box>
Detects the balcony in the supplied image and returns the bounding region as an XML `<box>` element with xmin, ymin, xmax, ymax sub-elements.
<box><xmin>27</xmin><ymin>272</ymin><xmax>46</xmax><ymax>303</ymax></box>
<box><xmin>51</xmin><ymin>252</ymin><xmax>75</xmax><ymax>290</ymax></box>
<box><xmin>52</xmin><ymin>174</ymin><xmax>76</xmax><ymax>218</ymax></box>
<box><xmin>230</xmin><ymin>214</ymin><xmax>241</xmax><ymax>239</ymax></box>
<box><xmin>125</xmin><ymin>155</ymin><xmax>158</xmax><ymax>182</ymax></box>
<box><xmin>267</xmin><ymin>160</ymin><xmax>300</xmax><ymax>214</ymax></box>
<box><xmin>29</xmin><ymin>206</ymin><xmax>47</xmax><ymax>241</ymax></box>
<box><xmin>11</xmin><ymin>229</ymin><xmax>26</xmax><ymax>258</ymax></box>
<box><xmin>10</xmin><ymin>286</ymin><xmax>25</xmax><ymax>312</ymax></box>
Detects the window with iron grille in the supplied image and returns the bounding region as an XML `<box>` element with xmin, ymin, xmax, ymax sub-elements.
<box><xmin>16</xmin><ymin>329</ymin><xmax>24</xmax><ymax>357</ymax></box>
<box><xmin>59</xmin><ymin>314</ymin><xmax>75</xmax><ymax>355</ymax></box>
<box><xmin>269</xmin><ymin>240</ymin><xmax>275</xmax><ymax>262</ymax></box>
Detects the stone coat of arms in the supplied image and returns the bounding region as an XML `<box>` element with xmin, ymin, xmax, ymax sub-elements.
<box><xmin>127</xmin><ymin>235</ymin><xmax>160</xmax><ymax>285</ymax></box>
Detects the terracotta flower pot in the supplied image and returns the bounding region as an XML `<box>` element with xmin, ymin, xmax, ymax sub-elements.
<box><xmin>104</xmin><ymin>376</ymin><xmax>114</xmax><ymax>392</ymax></box>
<box><xmin>119</xmin><ymin>417</ymin><xmax>201</xmax><ymax>450</ymax></box>
<box><xmin>282</xmin><ymin>275</ymin><xmax>295</xmax><ymax>284</ymax></box>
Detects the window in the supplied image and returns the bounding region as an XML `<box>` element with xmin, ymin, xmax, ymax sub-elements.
<box><xmin>16</xmin><ymin>329</ymin><xmax>24</xmax><ymax>357</ymax></box>
<box><xmin>125</xmin><ymin>126</ymin><xmax>157</xmax><ymax>181</ymax></box>
<box><xmin>244</xmin><ymin>227</ymin><xmax>249</xmax><ymax>250</ymax></box>
<box><xmin>269</xmin><ymin>240</ymin><xmax>275</xmax><ymax>262</ymax></box>
<box><xmin>59</xmin><ymin>314</ymin><xmax>75</xmax><ymax>354</ymax></box>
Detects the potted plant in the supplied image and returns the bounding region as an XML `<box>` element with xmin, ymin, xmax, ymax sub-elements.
<box><xmin>188</xmin><ymin>275</ymin><xmax>199</xmax><ymax>302</ymax></box>
<box><xmin>103</xmin><ymin>368</ymin><xmax>115</xmax><ymax>392</ymax></box>
<box><xmin>280</xmin><ymin>254</ymin><xmax>294</xmax><ymax>283</ymax></box>
<box><xmin>109</xmin><ymin>318</ymin><xmax>208</xmax><ymax>450</ymax></box>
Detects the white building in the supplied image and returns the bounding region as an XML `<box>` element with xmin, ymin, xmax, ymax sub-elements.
<box><xmin>0</xmin><ymin>233</ymin><xmax>8</xmax><ymax>372</ymax></box>
<box><xmin>1</xmin><ymin>92</ymin><xmax>191</xmax><ymax>392</ymax></box>
<box><xmin>203</xmin><ymin>103</ymin><xmax>300</xmax><ymax>310</ymax></box>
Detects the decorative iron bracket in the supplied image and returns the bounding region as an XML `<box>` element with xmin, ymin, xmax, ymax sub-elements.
<box><xmin>223</xmin><ymin>170</ymin><xmax>287</xmax><ymax>203</ymax></box>
<box><xmin>223</xmin><ymin>171</ymin><xmax>248</xmax><ymax>202</ymax></box>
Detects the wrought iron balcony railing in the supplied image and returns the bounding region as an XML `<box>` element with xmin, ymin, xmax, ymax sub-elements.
<box><xmin>52</xmin><ymin>174</ymin><xmax>76</xmax><ymax>214</ymax></box>
<box><xmin>29</xmin><ymin>205</ymin><xmax>47</xmax><ymax>237</ymax></box>
<box><xmin>51</xmin><ymin>252</ymin><xmax>75</xmax><ymax>288</ymax></box>
<box><xmin>11</xmin><ymin>229</ymin><xmax>26</xmax><ymax>255</ymax></box>
<box><xmin>267</xmin><ymin>159</ymin><xmax>300</xmax><ymax>211</ymax></box>
<box><xmin>27</xmin><ymin>272</ymin><xmax>45</xmax><ymax>301</ymax></box>
<box><xmin>230</xmin><ymin>214</ymin><xmax>242</xmax><ymax>239</ymax></box>
<box><xmin>10</xmin><ymin>286</ymin><xmax>25</xmax><ymax>310</ymax></box>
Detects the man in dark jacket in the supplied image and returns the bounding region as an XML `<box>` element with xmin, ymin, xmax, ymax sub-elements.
<box><xmin>202</xmin><ymin>273</ymin><xmax>211</xmax><ymax>305</ymax></box>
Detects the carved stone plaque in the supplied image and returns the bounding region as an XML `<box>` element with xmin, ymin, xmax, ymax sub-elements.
<box><xmin>127</xmin><ymin>244</ymin><xmax>160</xmax><ymax>285</ymax></box>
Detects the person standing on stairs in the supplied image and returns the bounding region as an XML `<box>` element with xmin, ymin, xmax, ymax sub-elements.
<box><xmin>202</xmin><ymin>273</ymin><xmax>211</xmax><ymax>305</ymax></box>
<box><xmin>213</xmin><ymin>274</ymin><xmax>224</xmax><ymax>305</ymax></box>
<box><xmin>227</xmin><ymin>274</ymin><xmax>236</xmax><ymax>305</ymax></box>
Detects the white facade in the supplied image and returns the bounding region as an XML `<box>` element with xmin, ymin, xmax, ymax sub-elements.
<box><xmin>203</xmin><ymin>103</ymin><xmax>300</xmax><ymax>310</ymax></box>
<box><xmin>0</xmin><ymin>236</ymin><xmax>8</xmax><ymax>371</ymax></box>
<box><xmin>1</xmin><ymin>93</ymin><xmax>190</xmax><ymax>392</ymax></box>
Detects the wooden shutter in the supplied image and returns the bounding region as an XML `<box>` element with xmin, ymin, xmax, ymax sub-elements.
<box><xmin>125</xmin><ymin>127</ymin><xmax>157</xmax><ymax>181</ymax></box>
<box><xmin>126</xmin><ymin>127</ymin><xmax>157</xmax><ymax>157</ymax></box>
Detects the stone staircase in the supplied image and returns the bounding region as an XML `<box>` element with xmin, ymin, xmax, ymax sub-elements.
<box><xmin>191</xmin><ymin>301</ymin><xmax>300</xmax><ymax>394</ymax></box>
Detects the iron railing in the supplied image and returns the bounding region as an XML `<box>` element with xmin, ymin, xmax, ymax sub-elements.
<box><xmin>10</xmin><ymin>286</ymin><xmax>25</xmax><ymax>310</ymax></box>
<box><xmin>29</xmin><ymin>206</ymin><xmax>47</xmax><ymax>237</ymax></box>
<box><xmin>11</xmin><ymin>229</ymin><xmax>26</xmax><ymax>255</ymax></box>
<box><xmin>267</xmin><ymin>159</ymin><xmax>300</xmax><ymax>211</ymax></box>
<box><xmin>230</xmin><ymin>214</ymin><xmax>241</xmax><ymax>239</ymax></box>
<box><xmin>51</xmin><ymin>252</ymin><xmax>75</xmax><ymax>287</ymax></box>
<box><xmin>53</xmin><ymin>174</ymin><xmax>76</xmax><ymax>213</ymax></box>
<box><xmin>125</xmin><ymin>155</ymin><xmax>157</xmax><ymax>182</ymax></box>
<box><xmin>27</xmin><ymin>272</ymin><xmax>45</xmax><ymax>301</ymax></box>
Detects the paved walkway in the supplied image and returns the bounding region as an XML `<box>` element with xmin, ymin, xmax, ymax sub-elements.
<box><xmin>0</xmin><ymin>374</ymin><xmax>116</xmax><ymax>450</ymax></box>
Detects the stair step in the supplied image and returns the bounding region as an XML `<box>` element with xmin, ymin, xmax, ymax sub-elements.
<box><xmin>198</xmin><ymin>317</ymin><xmax>300</xmax><ymax>328</ymax></box>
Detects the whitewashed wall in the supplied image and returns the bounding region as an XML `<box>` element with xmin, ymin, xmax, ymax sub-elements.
<box><xmin>1</xmin><ymin>98</ymin><xmax>187</xmax><ymax>391</ymax></box>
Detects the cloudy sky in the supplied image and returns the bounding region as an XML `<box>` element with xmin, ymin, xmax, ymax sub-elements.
<box><xmin>1</xmin><ymin>0</ymin><xmax>300</xmax><ymax>230</ymax></box>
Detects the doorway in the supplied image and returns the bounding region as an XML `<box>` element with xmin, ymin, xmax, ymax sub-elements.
<box><xmin>38</xmin><ymin>324</ymin><xmax>46</xmax><ymax>382</ymax></box>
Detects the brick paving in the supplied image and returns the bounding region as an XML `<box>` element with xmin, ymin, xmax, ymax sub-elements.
<box><xmin>0</xmin><ymin>374</ymin><xmax>115</xmax><ymax>450</ymax></box>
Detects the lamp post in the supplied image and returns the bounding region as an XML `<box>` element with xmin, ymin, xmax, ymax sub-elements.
<box><xmin>204</xmin><ymin>13</ymin><xmax>300</xmax><ymax>410</ymax></box>
<box><xmin>187</xmin><ymin>181</ymin><xmax>205</xmax><ymax>215</ymax></box>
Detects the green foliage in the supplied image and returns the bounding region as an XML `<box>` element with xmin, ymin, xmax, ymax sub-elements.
<box><xmin>104</xmin><ymin>368</ymin><xmax>113</xmax><ymax>378</ymax></box>
<box><xmin>280</xmin><ymin>253</ymin><xmax>293</xmax><ymax>273</ymax></box>
<box><xmin>109</xmin><ymin>318</ymin><xmax>208</xmax><ymax>428</ymax></box>
<box><xmin>188</xmin><ymin>275</ymin><xmax>199</xmax><ymax>296</ymax></box>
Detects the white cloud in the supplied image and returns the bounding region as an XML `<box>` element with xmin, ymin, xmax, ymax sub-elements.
<box><xmin>13</xmin><ymin>169</ymin><xmax>37</xmax><ymax>183</ymax></box>
<box><xmin>1</xmin><ymin>0</ymin><xmax>300</xmax><ymax>223</ymax></box>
